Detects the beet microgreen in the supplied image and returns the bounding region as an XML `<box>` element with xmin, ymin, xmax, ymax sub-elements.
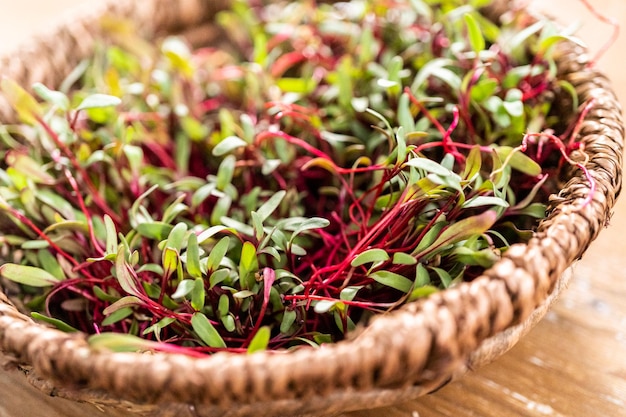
<box><xmin>0</xmin><ymin>0</ymin><xmax>596</xmax><ymax>354</ymax></box>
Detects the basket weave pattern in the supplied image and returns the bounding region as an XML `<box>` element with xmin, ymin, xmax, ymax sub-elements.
<box><xmin>0</xmin><ymin>1</ymin><xmax>623</xmax><ymax>416</ymax></box>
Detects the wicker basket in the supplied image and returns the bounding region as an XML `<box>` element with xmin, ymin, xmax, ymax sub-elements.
<box><xmin>0</xmin><ymin>1</ymin><xmax>623</xmax><ymax>416</ymax></box>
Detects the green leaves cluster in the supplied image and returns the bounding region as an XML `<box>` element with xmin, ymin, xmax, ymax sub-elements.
<box><xmin>0</xmin><ymin>0</ymin><xmax>579</xmax><ymax>354</ymax></box>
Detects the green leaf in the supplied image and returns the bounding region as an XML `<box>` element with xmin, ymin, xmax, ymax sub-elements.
<box><xmin>314</xmin><ymin>299</ymin><xmax>339</xmax><ymax>314</ymax></box>
<box><xmin>251</xmin><ymin>211</ymin><xmax>264</xmax><ymax>241</ymax></box>
<box><xmin>129</xmin><ymin>184</ymin><xmax>159</xmax><ymax>229</ymax></box>
<box><xmin>502</xmin><ymin>99</ymin><xmax>523</xmax><ymax>117</ymax></box>
<box><xmin>37</xmin><ymin>250</ymin><xmax>65</xmax><ymax>281</ymax></box>
<box><xmin>365</xmin><ymin>107</ymin><xmax>394</xmax><ymax>133</ymax></box>
<box><xmin>197</xmin><ymin>225</ymin><xmax>229</xmax><ymax>244</ymax></box>
<box><xmin>206</xmin><ymin>236</ymin><xmax>230</xmax><ymax>272</ymax></box>
<box><xmin>31</xmin><ymin>312</ymin><xmax>79</xmax><ymax>332</ymax></box>
<box><xmin>405</xmin><ymin>157</ymin><xmax>457</xmax><ymax>178</ymax></box>
<box><xmin>351</xmin><ymin>248</ymin><xmax>390</xmax><ymax>267</ymax></box>
<box><xmin>288</xmin><ymin>217</ymin><xmax>331</xmax><ymax>239</ymax></box>
<box><xmin>239</xmin><ymin>241</ymin><xmax>259</xmax><ymax>290</ymax></box>
<box><xmin>392</xmin><ymin>252</ymin><xmax>417</xmax><ymax>265</ymax></box>
<box><xmin>301</xmin><ymin>157</ymin><xmax>337</xmax><ymax>173</ymax></box>
<box><xmin>213</xmin><ymin>136</ymin><xmax>247</xmax><ymax>156</ymax></box>
<box><xmin>538</xmin><ymin>34</ymin><xmax>586</xmax><ymax>57</ymax></box>
<box><xmin>41</xmin><ymin>220</ymin><xmax>88</xmax><ymax>236</ymax></box>
<box><xmin>174</xmin><ymin>132</ymin><xmax>192</xmax><ymax>175</ymax></box>
<box><xmin>413</xmin><ymin>221</ymin><xmax>446</xmax><ymax>255</ymax></box>
<box><xmin>396</xmin><ymin>127</ymin><xmax>407</xmax><ymax>165</ymax></box>
<box><xmin>470</xmin><ymin>77</ymin><xmax>499</xmax><ymax>104</ymax></box>
<box><xmin>495</xmin><ymin>146</ymin><xmax>542</xmax><ymax>177</ymax></box>
<box><xmin>93</xmin><ymin>286</ymin><xmax>119</xmax><ymax>302</ymax></box>
<box><xmin>220</xmin><ymin>216</ymin><xmax>253</xmax><ymax>237</ymax></box>
<box><xmin>191</xmin><ymin>183</ymin><xmax>216</xmax><ymax>208</ymax></box>
<box><xmin>102</xmin><ymin>296</ymin><xmax>143</xmax><ymax>316</ymax></box>
<box><xmin>20</xmin><ymin>240</ymin><xmax>50</xmax><ymax>250</ymax></box>
<box><xmin>115</xmin><ymin>247</ymin><xmax>142</xmax><ymax>297</ymax></box>
<box><xmin>337</xmin><ymin>55</ymin><xmax>354</xmax><ymax>109</ymax></box>
<box><xmin>162</xmin><ymin>37</ymin><xmax>194</xmax><ymax>77</ymax></box>
<box><xmin>233</xmin><ymin>290</ymin><xmax>255</xmax><ymax>299</ymax></box>
<box><xmin>218</xmin><ymin>294</ymin><xmax>230</xmax><ymax>317</ymax></box>
<box><xmin>6</xmin><ymin>151</ymin><xmax>55</xmax><ymax>184</ymax></box>
<box><xmin>557</xmin><ymin>80</ymin><xmax>579</xmax><ymax>111</ymax></box>
<box><xmin>32</xmin><ymin>83</ymin><xmax>70</xmax><ymax>111</ymax></box>
<box><xmin>276</xmin><ymin>77</ymin><xmax>316</xmax><ymax>94</ymax></box>
<box><xmin>0</xmin><ymin>263</ymin><xmax>59</xmax><ymax>287</ymax></box>
<box><xmin>503</xmin><ymin>88</ymin><xmax>524</xmax><ymax>117</ymax></box>
<box><xmin>259</xmin><ymin>246</ymin><xmax>282</xmax><ymax>262</ymax></box>
<box><xmin>419</xmin><ymin>210</ymin><xmax>498</xmax><ymax>257</ymax></box>
<box><xmin>256</xmin><ymin>190</ymin><xmax>286</xmax><ymax>222</ymax></box>
<box><xmin>209</xmin><ymin>269</ymin><xmax>231</xmax><ymax>289</ymax></box>
<box><xmin>136</xmin><ymin>222</ymin><xmax>174</xmax><ymax>240</ymax></box>
<box><xmin>280</xmin><ymin>309</ymin><xmax>297</xmax><ymax>334</ymax></box>
<box><xmin>426</xmin><ymin>172</ymin><xmax>463</xmax><ymax>193</ymax></box>
<box><xmin>247</xmin><ymin>326</ymin><xmax>271</xmax><ymax>354</ymax></box>
<box><xmin>1</xmin><ymin>78</ymin><xmax>42</xmax><ymax>125</ymax></box>
<box><xmin>411</xmin><ymin>58</ymin><xmax>455</xmax><ymax>91</ymax></box>
<box><xmin>312</xmin><ymin>333</ymin><xmax>333</xmax><ymax>345</ymax></box>
<box><xmin>408</xmin><ymin>0</ymin><xmax>432</xmax><ymax>18</ymax></box>
<box><xmin>216</xmin><ymin>155</ymin><xmax>236</xmax><ymax>191</ymax></box>
<box><xmin>334</xmin><ymin>310</ymin><xmax>356</xmax><ymax>334</ymax></box>
<box><xmin>262</xmin><ymin>159</ymin><xmax>282</xmax><ymax>175</ymax></box>
<box><xmin>453</xmin><ymin>246</ymin><xmax>499</xmax><ymax>268</ymax></box>
<box><xmin>369</xmin><ymin>270</ymin><xmax>413</xmax><ymax>293</ymax></box>
<box><xmin>172</xmin><ymin>279</ymin><xmax>195</xmax><ymax>299</ymax></box>
<box><xmin>464</xmin><ymin>14</ymin><xmax>485</xmax><ymax>54</ymax></box>
<box><xmin>462</xmin><ymin>195</ymin><xmax>510</xmax><ymax>209</ymax></box>
<box><xmin>180</xmin><ymin>116</ymin><xmax>209</xmax><ymax>141</ymax></box>
<box><xmin>415</xmin><ymin>263</ymin><xmax>430</xmax><ymax>287</ymax></box>
<box><xmin>290</xmin><ymin>243</ymin><xmax>307</xmax><ymax>256</ymax></box>
<box><xmin>185</xmin><ymin>233</ymin><xmax>203</xmax><ymax>278</ymax></box>
<box><xmin>484</xmin><ymin>96</ymin><xmax>510</xmax><ymax>127</ymax></box>
<box><xmin>101</xmin><ymin>307</ymin><xmax>134</xmax><ymax>326</ymax></box>
<box><xmin>340</xmin><ymin>286</ymin><xmax>362</xmax><ymax>302</ymax></box>
<box><xmin>162</xmin><ymin>247</ymin><xmax>179</xmax><ymax>280</ymax></box>
<box><xmin>397</xmin><ymin>92</ymin><xmax>416</xmax><ymax>132</ymax></box>
<box><xmin>59</xmin><ymin>59</ymin><xmax>89</xmax><ymax>93</ymax></box>
<box><xmin>103</xmin><ymin>214</ymin><xmax>118</xmax><ymax>255</ymax></box>
<box><xmin>191</xmin><ymin>312</ymin><xmax>226</xmax><ymax>348</ymax></box>
<box><xmin>191</xmin><ymin>277</ymin><xmax>205</xmax><ymax>311</ymax></box>
<box><xmin>142</xmin><ymin>317</ymin><xmax>176</xmax><ymax>338</ymax></box>
<box><xmin>221</xmin><ymin>314</ymin><xmax>236</xmax><ymax>332</ymax></box>
<box><xmin>377</xmin><ymin>79</ymin><xmax>398</xmax><ymax>89</ymax></box>
<box><xmin>462</xmin><ymin>145</ymin><xmax>483</xmax><ymax>181</ymax></box>
<box><xmin>76</xmin><ymin>94</ymin><xmax>121</xmax><ymax>111</ymax></box>
<box><xmin>430</xmin><ymin>266</ymin><xmax>453</xmax><ymax>288</ymax></box>
<box><xmin>517</xmin><ymin>202</ymin><xmax>547</xmax><ymax>218</ymax></box>
<box><xmin>89</xmin><ymin>333</ymin><xmax>155</xmax><ymax>352</ymax></box>
<box><xmin>505</xmin><ymin>20</ymin><xmax>544</xmax><ymax>56</ymax></box>
<box><xmin>123</xmin><ymin>145</ymin><xmax>144</xmax><ymax>176</ymax></box>
<box><xmin>165</xmin><ymin>222</ymin><xmax>188</xmax><ymax>251</ymax></box>
<box><xmin>408</xmin><ymin>285</ymin><xmax>439</xmax><ymax>300</ymax></box>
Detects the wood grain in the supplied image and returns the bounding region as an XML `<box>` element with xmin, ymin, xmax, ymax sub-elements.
<box><xmin>1</xmin><ymin>1</ymin><xmax>625</xmax><ymax>416</ymax></box>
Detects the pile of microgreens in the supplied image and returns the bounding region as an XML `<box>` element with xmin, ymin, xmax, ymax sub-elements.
<box><xmin>0</xmin><ymin>0</ymin><xmax>593</xmax><ymax>355</ymax></box>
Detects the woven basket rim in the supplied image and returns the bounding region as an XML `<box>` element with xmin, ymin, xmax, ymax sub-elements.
<box><xmin>0</xmin><ymin>0</ymin><xmax>623</xmax><ymax>416</ymax></box>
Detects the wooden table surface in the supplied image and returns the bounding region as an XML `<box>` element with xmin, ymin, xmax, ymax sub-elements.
<box><xmin>1</xmin><ymin>1</ymin><xmax>625</xmax><ymax>416</ymax></box>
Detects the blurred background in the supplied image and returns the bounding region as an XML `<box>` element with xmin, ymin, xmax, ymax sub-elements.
<box><xmin>0</xmin><ymin>1</ymin><xmax>625</xmax><ymax>416</ymax></box>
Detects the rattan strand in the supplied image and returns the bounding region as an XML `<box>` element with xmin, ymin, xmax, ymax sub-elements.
<box><xmin>0</xmin><ymin>0</ymin><xmax>623</xmax><ymax>416</ymax></box>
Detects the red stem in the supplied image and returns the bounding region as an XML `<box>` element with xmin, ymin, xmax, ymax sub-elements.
<box><xmin>523</xmin><ymin>132</ymin><xmax>595</xmax><ymax>208</ymax></box>
<box><xmin>60</xmin><ymin>166</ymin><xmax>105</xmax><ymax>256</ymax></box>
<box><xmin>36</xmin><ymin>116</ymin><xmax>122</xmax><ymax>224</ymax></box>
